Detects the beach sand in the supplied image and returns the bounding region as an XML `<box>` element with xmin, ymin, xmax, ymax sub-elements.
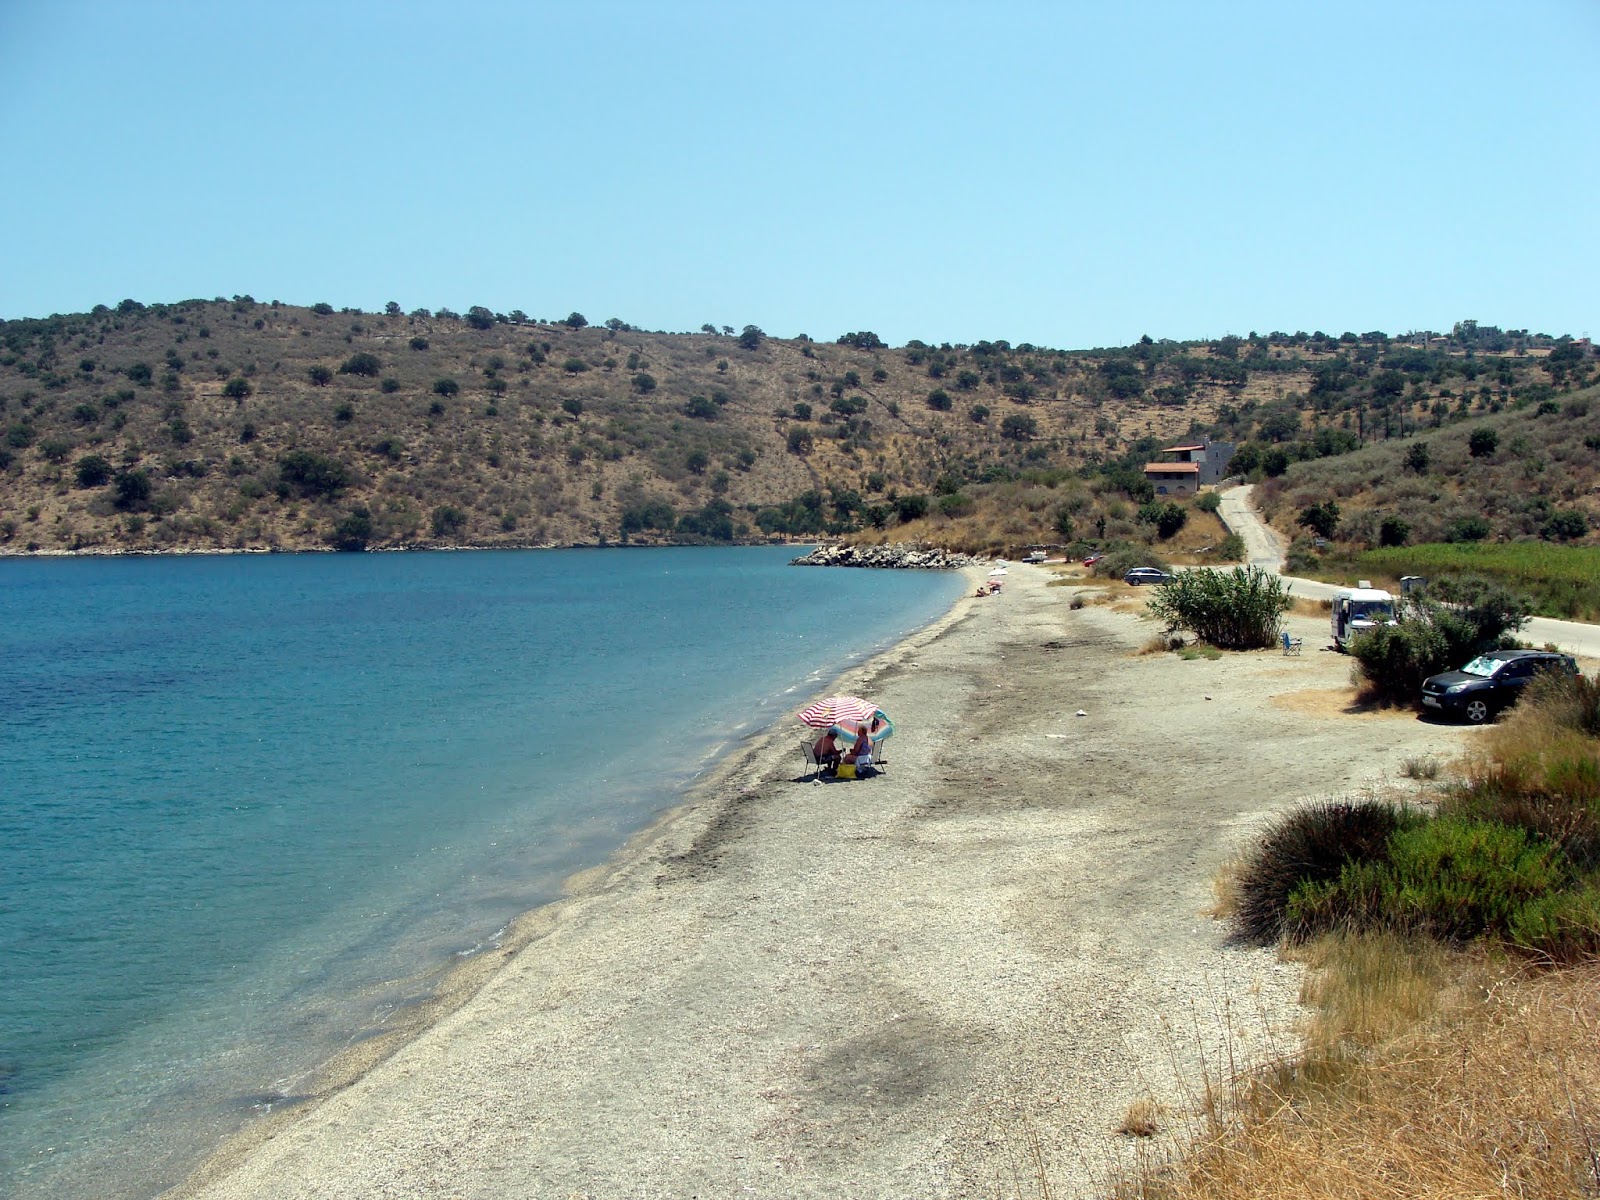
<box><xmin>178</xmin><ymin>565</ymin><xmax>1472</xmax><ymax>1199</ymax></box>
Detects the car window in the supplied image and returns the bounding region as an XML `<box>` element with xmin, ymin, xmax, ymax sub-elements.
<box><xmin>1460</xmin><ymin>656</ymin><xmax>1499</xmax><ymax>677</ymax></box>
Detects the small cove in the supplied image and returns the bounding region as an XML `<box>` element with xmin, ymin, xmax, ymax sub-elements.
<box><xmin>0</xmin><ymin>546</ymin><xmax>964</xmax><ymax>1200</ymax></box>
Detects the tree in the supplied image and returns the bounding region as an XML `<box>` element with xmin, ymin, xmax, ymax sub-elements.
<box><xmin>112</xmin><ymin>468</ymin><xmax>152</xmax><ymax>511</ymax></box>
<box><xmin>786</xmin><ymin>427</ymin><xmax>813</xmax><ymax>455</ymax></box>
<box><xmin>223</xmin><ymin>377</ymin><xmax>251</xmax><ymax>400</ymax></box>
<box><xmin>431</xmin><ymin>505</ymin><xmax>468</xmax><ymax>538</ymax></box>
<box><xmin>1404</xmin><ymin>441</ymin><xmax>1430</xmax><ymax>474</ymax></box>
<box><xmin>310</xmin><ymin>302</ymin><xmax>334</xmax><ymax>315</ymax></box>
<box><xmin>896</xmin><ymin>494</ymin><xmax>929</xmax><ymax>522</ymax></box>
<box><xmin>409</xmin><ymin>335</ymin><xmax>429</xmax><ymax>351</ymax></box>
<box><xmin>75</xmin><ymin>454</ymin><xmax>113</xmax><ymax>488</ymax></box>
<box><xmin>684</xmin><ymin>395</ymin><xmax>718</xmax><ymax>419</ymax></box>
<box><xmin>1379</xmin><ymin>516</ymin><xmax>1410</xmax><ymax>547</ymax></box>
<box><xmin>561</xmin><ymin>397</ymin><xmax>584</xmax><ymax>416</ymax></box>
<box><xmin>466</xmin><ymin>306</ymin><xmax>495</xmax><ymax>330</ymax></box>
<box><xmin>328</xmin><ymin>506</ymin><xmax>373</xmax><ymax>551</ymax></box>
<box><xmin>837</xmin><ymin>331</ymin><xmax>885</xmax><ymax>349</ymax></box>
<box><xmin>685</xmin><ymin>449</ymin><xmax>709</xmax><ymax>475</ymax></box>
<box><xmin>1297</xmin><ymin>501</ymin><xmax>1340</xmax><ymax>540</ymax></box>
<box><xmin>308</xmin><ymin>364</ymin><xmax>333</xmax><ymax>386</ymax></box>
<box><xmin>1468</xmin><ymin>427</ymin><xmax>1499</xmax><ymax>457</ymax></box>
<box><xmin>339</xmin><ymin>352</ymin><xmax>381</xmax><ymax>377</ymax></box>
<box><xmin>1000</xmin><ymin>413</ymin><xmax>1037</xmax><ymax>440</ymax></box>
<box><xmin>738</xmin><ymin>324</ymin><xmax>764</xmax><ymax>350</ymax></box>
<box><xmin>277</xmin><ymin>450</ymin><xmax>350</xmax><ymax>499</ymax></box>
<box><xmin>1138</xmin><ymin>501</ymin><xmax>1188</xmax><ymax>539</ymax></box>
<box><xmin>926</xmin><ymin>389</ymin><xmax>952</xmax><ymax>411</ymax></box>
<box><xmin>1542</xmin><ymin>509</ymin><xmax>1589</xmax><ymax>541</ymax></box>
<box><xmin>384</xmin><ymin>301</ymin><xmax>402</xmax><ymax>315</ymax></box>
<box><xmin>969</xmin><ymin>404</ymin><xmax>990</xmax><ymax>424</ymax></box>
<box><xmin>562</xmin><ymin>312</ymin><xmax>588</xmax><ymax>329</ymax></box>
<box><xmin>632</xmin><ymin>372</ymin><xmax>657</xmax><ymax>394</ymax></box>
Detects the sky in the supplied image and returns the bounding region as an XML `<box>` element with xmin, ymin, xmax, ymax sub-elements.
<box><xmin>0</xmin><ymin>1</ymin><xmax>1595</xmax><ymax>349</ymax></box>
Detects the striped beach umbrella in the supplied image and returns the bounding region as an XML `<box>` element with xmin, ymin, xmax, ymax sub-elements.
<box><xmin>796</xmin><ymin>695</ymin><xmax>878</xmax><ymax>729</ymax></box>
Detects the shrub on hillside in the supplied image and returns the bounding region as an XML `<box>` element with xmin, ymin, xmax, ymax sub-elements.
<box><xmin>75</xmin><ymin>454</ymin><xmax>113</xmax><ymax>488</ymax></box>
<box><xmin>339</xmin><ymin>352</ymin><xmax>381</xmax><ymax>377</ymax></box>
<box><xmin>327</xmin><ymin>506</ymin><xmax>373</xmax><ymax>551</ymax></box>
<box><xmin>1146</xmin><ymin>564</ymin><xmax>1290</xmax><ymax>649</ymax></box>
<box><xmin>276</xmin><ymin>450</ymin><xmax>350</xmax><ymax>499</ymax></box>
<box><xmin>1232</xmin><ymin>800</ymin><xmax>1409</xmax><ymax>944</ymax></box>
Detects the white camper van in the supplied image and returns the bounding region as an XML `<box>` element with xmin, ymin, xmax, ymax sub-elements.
<box><xmin>1331</xmin><ymin>581</ymin><xmax>1397</xmax><ymax>650</ymax></box>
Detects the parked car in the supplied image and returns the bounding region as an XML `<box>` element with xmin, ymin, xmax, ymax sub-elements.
<box><xmin>1420</xmin><ymin>649</ymin><xmax>1580</xmax><ymax>723</ymax></box>
<box><xmin>1081</xmin><ymin>555</ymin><xmax>1102</xmax><ymax>568</ymax></box>
<box><xmin>1123</xmin><ymin>567</ymin><xmax>1173</xmax><ymax>586</ymax></box>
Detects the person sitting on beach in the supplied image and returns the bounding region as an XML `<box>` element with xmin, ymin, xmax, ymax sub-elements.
<box><xmin>812</xmin><ymin>729</ymin><xmax>840</xmax><ymax>774</ymax></box>
<box><xmin>842</xmin><ymin>724</ymin><xmax>874</xmax><ymax>774</ymax></box>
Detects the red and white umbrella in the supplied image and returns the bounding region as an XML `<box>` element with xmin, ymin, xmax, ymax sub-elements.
<box><xmin>797</xmin><ymin>695</ymin><xmax>878</xmax><ymax>729</ymax></box>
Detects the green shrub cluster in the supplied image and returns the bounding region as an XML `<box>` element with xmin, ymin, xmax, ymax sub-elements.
<box><xmin>1349</xmin><ymin>575</ymin><xmax>1531</xmax><ymax>704</ymax></box>
<box><xmin>1235</xmin><ymin>675</ymin><xmax>1600</xmax><ymax>963</ymax></box>
<box><xmin>1146</xmin><ymin>564</ymin><xmax>1290</xmax><ymax>649</ymax></box>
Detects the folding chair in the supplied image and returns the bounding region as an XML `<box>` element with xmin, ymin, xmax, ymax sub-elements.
<box><xmin>1282</xmin><ymin>630</ymin><xmax>1303</xmax><ymax>656</ymax></box>
<box><xmin>800</xmin><ymin>739</ymin><xmax>828</xmax><ymax>783</ymax></box>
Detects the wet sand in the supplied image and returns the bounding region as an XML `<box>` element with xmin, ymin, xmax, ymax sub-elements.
<box><xmin>179</xmin><ymin>566</ymin><xmax>1471</xmax><ymax>1199</ymax></box>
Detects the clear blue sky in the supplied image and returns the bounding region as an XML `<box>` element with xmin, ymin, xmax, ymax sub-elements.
<box><xmin>1</xmin><ymin>1</ymin><xmax>1594</xmax><ymax>349</ymax></box>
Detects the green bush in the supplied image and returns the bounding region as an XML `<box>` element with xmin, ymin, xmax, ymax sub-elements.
<box><xmin>432</xmin><ymin>378</ymin><xmax>459</xmax><ymax>397</ymax></box>
<box><xmin>339</xmin><ymin>352</ymin><xmax>381</xmax><ymax>377</ymax></box>
<box><xmin>1232</xmin><ymin>800</ymin><xmax>1409</xmax><ymax>944</ymax></box>
<box><xmin>1350</xmin><ymin>578</ymin><xmax>1531</xmax><ymax>704</ymax></box>
<box><xmin>75</xmin><ymin>454</ymin><xmax>113</xmax><ymax>487</ymax></box>
<box><xmin>328</xmin><ymin>506</ymin><xmax>373</xmax><ymax>551</ymax></box>
<box><xmin>308</xmin><ymin>364</ymin><xmax>333</xmax><ymax>386</ymax></box>
<box><xmin>1146</xmin><ymin>565</ymin><xmax>1290</xmax><ymax>649</ymax></box>
<box><xmin>1506</xmin><ymin>876</ymin><xmax>1600</xmax><ymax>964</ymax></box>
<box><xmin>1195</xmin><ymin>491</ymin><xmax>1221</xmax><ymax>514</ymax></box>
<box><xmin>431</xmin><ymin>504</ymin><xmax>467</xmax><ymax>538</ymax></box>
<box><xmin>113</xmin><ymin>468</ymin><xmax>152</xmax><ymax>511</ymax></box>
<box><xmin>1286</xmin><ymin>819</ymin><xmax>1571</xmax><ymax>945</ymax></box>
<box><xmin>1091</xmin><ymin>544</ymin><xmax>1162</xmax><ymax>580</ymax></box>
<box><xmin>277</xmin><ymin>450</ymin><xmax>350</xmax><ymax>499</ymax></box>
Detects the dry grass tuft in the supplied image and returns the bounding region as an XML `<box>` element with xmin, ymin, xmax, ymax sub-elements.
<box><xmin>1399</xmin><ymin>754</ymin><xmax>1441</xmax><ymax>781</ymax></box>
<box><xmin>1119</xmin><ymin>1096</ymin><xmax>1165</xmax><ymax>1138</ymax></box>
<box><xmin>1130</xmin><ymin>952</ymin><xmax>1600</xmax><ymax>1200</ymax></box>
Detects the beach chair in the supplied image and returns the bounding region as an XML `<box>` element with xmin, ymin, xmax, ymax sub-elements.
<box><xmin>800</xmin><ymin>739</ymin><xmax>829</xmax><ymax>783</ymax></box>
<box><xmin>1281</xmin><ymin>630</ymin><xmax>1303</xmax><ymax>656</ymax></box>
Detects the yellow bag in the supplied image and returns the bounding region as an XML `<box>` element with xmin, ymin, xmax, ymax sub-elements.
<box><xmin>835</xmin><ymin>762</ymin><xmax>856</xmax><ymax>780</ymax></box>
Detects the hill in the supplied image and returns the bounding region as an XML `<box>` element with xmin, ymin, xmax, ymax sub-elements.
<box><xmin>0</xmin><ymin>300</ymin><xmax>1588</xmax><ymax>557</ymax></box>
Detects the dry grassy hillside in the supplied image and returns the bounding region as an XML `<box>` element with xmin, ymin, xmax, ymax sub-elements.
<box><xmin>0</xmin><ymin>300</ymin><xmax>1583</xmax><ymax>555</ymax></box>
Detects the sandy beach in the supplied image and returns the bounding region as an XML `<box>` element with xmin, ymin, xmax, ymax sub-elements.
<box><xmin>178</xmin><ymin>565</ymin><xmax>1473</xmax><ymax>1200</ymax></box>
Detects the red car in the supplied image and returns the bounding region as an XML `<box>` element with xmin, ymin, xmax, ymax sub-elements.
<box><xmin>1081</xmin><ymin>555</ymin><xmax>1102</xmax><ymax>568</ymax></box>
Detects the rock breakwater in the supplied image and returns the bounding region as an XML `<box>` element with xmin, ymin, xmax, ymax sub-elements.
<box><xmin>790</xmin><ymin>543</ymin><xmax>979</xmax><ymax>570</ymax></box>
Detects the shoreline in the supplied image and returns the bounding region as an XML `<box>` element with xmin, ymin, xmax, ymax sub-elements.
<box><xmin>176</xmin><ymin>566</ymin><xmax>1473</xmax><ymax>1199</ymax></box>
<box><xmin>172</xmin><ymin>566</ymin><xmax>987</xmax><ymax>1197</ymax></box>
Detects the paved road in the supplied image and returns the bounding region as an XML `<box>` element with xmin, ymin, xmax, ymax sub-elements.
<box><xmin>1217</xmin><ymin>484</ymin><xmax>1600</xmax><ymax>660</ymax></box>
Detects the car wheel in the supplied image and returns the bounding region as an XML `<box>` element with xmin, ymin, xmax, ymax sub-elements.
<box><xmin>1464</xmin><ymin>698</ymin><xmax>1491</xmax><ymax>724</ymax></box>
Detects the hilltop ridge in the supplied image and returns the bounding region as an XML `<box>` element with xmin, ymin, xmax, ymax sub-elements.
<box><xmin>0</xmin><ymin>299</ymin><xmax>1589</xmax><ymax>556</ymax></box>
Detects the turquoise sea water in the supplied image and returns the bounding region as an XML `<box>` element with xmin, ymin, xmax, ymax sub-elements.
<box><xmin>0</xmin><ymin>546</ymin><xmax>963</xmax><ymax>1200</ymax></box>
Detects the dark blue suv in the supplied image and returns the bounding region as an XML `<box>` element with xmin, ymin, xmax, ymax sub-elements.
<box><xmin>1420</xmin><ymin>649</ymin><xmax>1580</xmax><ymax>723</ymax></box>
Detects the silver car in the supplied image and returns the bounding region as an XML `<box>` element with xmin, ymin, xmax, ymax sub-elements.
<box><xmin>1123</xmin><ymin>567</ymin><xmax>1172</xmax><ymax>586</ymax></box>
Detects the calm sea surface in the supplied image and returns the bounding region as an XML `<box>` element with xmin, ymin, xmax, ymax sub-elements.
<box><xmin>0</xmin><ymin>546</ymin><xmax>963</xmax><ymax>1200</ymax></box>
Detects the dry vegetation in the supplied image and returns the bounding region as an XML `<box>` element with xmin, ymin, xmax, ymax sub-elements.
<box><xmin>3</xmin><ymin>301</ymin><xmax>1586</xmax><ymax>557</ymax></box>
<box><xmin>1122</xmin><ymin>686</ymin><xmax>1600</xmax><ymax>1200</ymax></box>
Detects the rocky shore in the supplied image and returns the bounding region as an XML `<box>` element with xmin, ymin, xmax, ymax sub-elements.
<box><xmin>790</xmin><ymin>542</ymin><xmax>980</xmax><ymax>570</ymax></box>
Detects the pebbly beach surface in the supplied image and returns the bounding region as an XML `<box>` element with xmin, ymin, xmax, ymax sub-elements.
<box><xmin>176</xmin><ymin>564</ymin><xmax>1472</xmax><ymax>1200</ymax></box>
